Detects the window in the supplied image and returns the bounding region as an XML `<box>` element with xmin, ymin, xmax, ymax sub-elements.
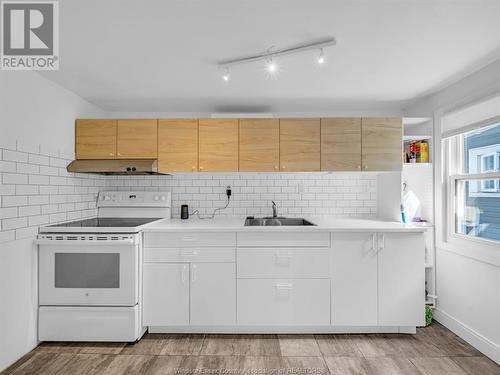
<box><xmin>446</xmin><ymin>122</ymin><xmax>500</xmax><ymax>243</ymax></box>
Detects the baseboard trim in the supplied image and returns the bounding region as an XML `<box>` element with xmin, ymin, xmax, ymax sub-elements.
<box><xmin>148</xmin><ymin>325</ymin><xmax>416</xmax><ymax>334</ymax></box>
<box><xmin>434</xmin><ymin>308</ymin><xmax>500</xmax><ymax>365</ymax></box>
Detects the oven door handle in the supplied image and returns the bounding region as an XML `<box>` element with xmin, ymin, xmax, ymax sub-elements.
<box><xmin>35</xmin><ymin>239</ymin><xmax>136</xmax><ymax>246</ymax></box>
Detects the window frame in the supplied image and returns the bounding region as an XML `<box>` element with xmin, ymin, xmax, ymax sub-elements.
<box><xmin>445</xmin><ymin>124</ymin><xmax>500</xmax><ymax>247</ymax></box>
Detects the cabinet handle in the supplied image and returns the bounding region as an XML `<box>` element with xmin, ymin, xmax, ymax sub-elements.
<box><xmin>275</xmin><ymin>250</ymin><xmax>292</xmax><ymax>266</ymax></box>
<box><xmin>191</xmin><ymin>264</ymin><xmax>198</xmax><ymax>282</ymax></box>
<box><xmin>199</xmin><ymin>166</ymin><xmax>203</xmax><ymax>171</ymax></box>
<box><xmin>363</xmin><ymin>165</ymin><xmax>368</xmax><ymax>170</ymax></box>
<box><xmin>192</xmin><ymin>166</ymin><xmax>196</xmax><ymax>172</ymax></box>
<box><xmin>181</xmin><ymin>264</ymin><xmax>188</xmax><ymax>283</ymax></box>
<box><xmin>377</xmin><ymin>233</ymin><xmax>385</xmax><ymax>252</ymax></box>
<box><xmin>109</xmin><ymin>153</ymin><xmax>114</xmax><ymax>156</ymax></box>
<box><xmin>117</xmin><ymin>153</ymin><xmax>121</xmax><ymax>156</ymax></box>
<box><xmin>282</xmin><ymin>166</ymin><xmax>286</xmax><ymax>170</ymax></box>
<box><xmin>274</xmin><ymin>165</ymin><xmax>278</xmax><ymax>171</ymax></box>
<box><xmin>181</xmin><ymin>236</ymin><xmax>196</xmax><ymax>242</ymax></box>
<box><xmin>275</xmin><ymin>282</ymin><xmax>293</xmax><ymax>298</ymax></box>
<box><xmin>357</xmin><ymin>165</ymin><xmax>361</xmax><ymax>169</ymax></box>
<box><xmin>371</xmin><ymin>233</ymin><xmax>376</xmax><ymax>252</ymax></box>
<box><xmin>180</xmin><ymin>249</ymin><xmax>198</xmax><ymax>257</ymax></box>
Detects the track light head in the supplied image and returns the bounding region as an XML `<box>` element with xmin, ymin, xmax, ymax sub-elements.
<box><xmin>267</xmin><ymin>58</ymin><xmax>277</xmax><ymax>73</ymax></box>
<box><xmin>221</xmin><ymin>67</ymin><xmax>230</xmax><ymax>82</ymax></box>
<box><xmin>317</xmin><ymin>48</ymin><xmax>325</xmax><ymax>64</ymax></box>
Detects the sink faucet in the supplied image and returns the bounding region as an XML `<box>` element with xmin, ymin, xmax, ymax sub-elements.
<box><xmin>271</xmin><ymin>201</ymin><xmax>278</xmax><ymax>218</ymax></box>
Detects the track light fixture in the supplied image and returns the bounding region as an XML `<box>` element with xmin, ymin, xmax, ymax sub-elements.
<box><xmin>217</xmin><ymin>37</ymin><xmax>336</xmax><ymax>81</ymax></box>
<box><xmin>221</xmin><ymin>67</ymin><xmax>230</xmax><ymax>82</ymax></box>
<box><xmin>267</xmin><ymin>58</ymin><xmax>277</xmax><ymax>73</ymax></box>
<box><xmin>317</xmin><ymin>48</ymin><xmax>325</xmax><ymax>64</ymax></box>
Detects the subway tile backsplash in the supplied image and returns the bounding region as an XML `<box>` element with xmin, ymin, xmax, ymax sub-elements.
<box><xmin>1</xmin><ymin>145</ymin><xmax>377</xmax><ymax>242</ymax></box>
<box><xmin>107</xmin><ymin>172</ymin><xmax>377</xmax><ymax>219</ymax></box>
<box><xmin>0</xmin><ymin>147</ymin><xmax>105</xmax><ymax>243</ymax></box>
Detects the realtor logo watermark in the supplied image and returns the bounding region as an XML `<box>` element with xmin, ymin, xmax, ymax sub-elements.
<box><xmin>1</xmin><ymin>1</ymin><xmax>58</xmax><ymax>70</ymax></box>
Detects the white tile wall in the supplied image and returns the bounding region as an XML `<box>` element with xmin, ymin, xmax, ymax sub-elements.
<box><xmin>0</xmin><ymin>147</ymin><xmax>106</xmax><ymax>243</ymax></box>
<box><xmin>108</xmin><ymin>172</ymin><xmax>378</xmax><ymax>219</ymax></box>
<box><xmin>0</xmin><ymin>146</ymin><xmax>378</xmax><ymax>242</ymax></box>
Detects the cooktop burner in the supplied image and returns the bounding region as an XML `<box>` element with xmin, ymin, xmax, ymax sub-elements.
<box><xmin>47</xmin><ymin>217</ymin><xmax>161</xmax><ymax>228</ymax></box>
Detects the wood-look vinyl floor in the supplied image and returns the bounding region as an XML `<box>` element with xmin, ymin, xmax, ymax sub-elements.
<box><xmin>2</xmin><ymin>322</ymin><xmax>499</xmax><ymax>375</ymax></box>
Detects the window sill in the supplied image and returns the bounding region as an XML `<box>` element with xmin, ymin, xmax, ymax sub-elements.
<box><xmin>438</xmin><ymin>236</ymin><xmax>500</xmax><ymax>267</ymax></box>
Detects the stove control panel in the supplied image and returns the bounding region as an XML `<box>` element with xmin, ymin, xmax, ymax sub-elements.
<box><xmin>97</xmin><ymin>191</ymin><xmax>171</xmax><ymax>208</ymax></box>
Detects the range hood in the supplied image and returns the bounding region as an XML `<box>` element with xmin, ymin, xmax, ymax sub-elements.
<box><xmin>67</xmin><ymin>159</ymin><xmax>168</xmax><ymax>175</ymax></box>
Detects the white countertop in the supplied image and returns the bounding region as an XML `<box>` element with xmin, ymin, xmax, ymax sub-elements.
<box><xmin>142</xmin><ymin>216</ymin><xmax>430</xmax><ymax>233</ymax></box>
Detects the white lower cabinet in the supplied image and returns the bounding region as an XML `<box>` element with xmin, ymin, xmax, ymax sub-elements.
<box><xmin>378</xmin><ymin>232</ymin><xmax>425</xmax><ymax>326</ymax></box>
<box><xmin>142</xmin><ymin>230</ymin><xmax>425</xmax><ymax>331</ymax></box>
<box><xmin>331</xmin><ymin>233</ymin><xmax>378</xmax><ymax>326</ymax></box>
<box><xmin>143</xmin><ymin>263</ymin><xmax>189</xmax><ymax>326</ymax></box>
<box><xmin>190</xmin><ymin>263</ymin><xmax>235</xmax><ymax>325</ymax></box>
<box><xmin>143</xmin><ymin>261</ymin><xmax>235</xmax><ymax>326</ymax></box>
<box><xmin>331</xmin><ymin>232</ymin><xmax>425</xmax><ymax>327</ymax></box>
<box><xmin>237</xmin><ymin>279</ymin><xmax>330</xmax><ymax>326</ymax></box>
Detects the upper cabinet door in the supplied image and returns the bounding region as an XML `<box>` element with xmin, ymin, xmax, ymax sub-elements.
<box><xmin>321</xmin><ymin>118</ymin><xmax>361</xmax><ymax>171</ymax></box>
<box><xmin>361</xmin><ymin>118</ymin><xmax>402</xmax><ymax>171</ymax></box>
<box><xmin>158</xmin><ymin>119</ymin><xmax>198</xmax><ymax>173</ymax></box>
<box><xmin>198</xmin><ymin>119</ymin><xmax>239</xmax><ymax>172</ymax></box>
<box><xmin>75</xmin><ymin>119</ymin><xmax>117</xmax><ymax>159</ymax></box>
<box><xmin>280</xmin><ymin>119</ymin><xmax>320</xmax><ymax>171</ymax></box>
<box><xmin>239</xmin><ymin>119</ymin><xmax>279</xmax><ymax>172</ymax></box>
<box><xmin>117</xmin><ymin>119</ymin><xmax>158</xmax><ymax>159</ymax></box>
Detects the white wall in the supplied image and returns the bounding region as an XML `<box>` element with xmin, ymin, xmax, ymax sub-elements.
<box><xmin>404</xmin><ymin>58</ymin><xmax>500</xmax><ymax>364</ymax></box>
<box><xmin>0</xmin><ymin>71</ymin><xmax>104</xmax><ymax>371</ymax></box>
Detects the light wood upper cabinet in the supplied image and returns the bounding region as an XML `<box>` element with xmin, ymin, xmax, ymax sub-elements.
<box><xmin>321</xmin><ymin>118</ymin><xmax>362</xmax><ymax>171</ymax></box>
<box><xmin>75</xmin><ymin>119</ymin><xmax>117</xmax><ymax>159</ymax></box>
<box><xmin>361</xmin><ymin>118</ymin><xmax>402</xmax><ymax>171</ymax></box>
<box><xmin>239</xmin><ymin>119</ymin><xmax>279</xmax><ymax>172</ymax></box>
<box><xmin>158</xmin><ymin>119</ymin><xmax>198</xmax><ymax>172</ymax></box>
<box><xmin>280</xmin><ymin>118</ymin><xmax>320</xmax><ymax>171</ymax></box>
<box><xmin>117</xmin><ymin>119</ymin><xmax>158</xmax><ymax>159</ymax></box>
<box><xmin>198</xmin><ymin>119</ymin><xmax>239</xmax><ymax>172</ymax></box>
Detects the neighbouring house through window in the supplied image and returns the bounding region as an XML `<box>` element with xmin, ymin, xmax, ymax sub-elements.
<box><xmin>449</xmin><ymin>122</ymin><xmax>500</xmax><ymax>243</ymax></box>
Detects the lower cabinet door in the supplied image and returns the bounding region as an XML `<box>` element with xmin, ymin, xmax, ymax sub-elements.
<box><xmin>143</xmin><ymin>263</ymin><xmax>189</xmax><ymax>326</ymax></box>
<box><xmin>331</xmin><ymin>233</ymin><xmax>378</xmax><ymax>326</ymax></box>
<box><xmin>190</xmin><ymin>263</ymin><xmax>236</xmax><ymax>325</ymax></box>
<box><xmin>378</xmin><ymin>233</ymin><xmax>425</xmax><ymax>326</ymax></box>
<box><xmin>237</xmin><ymin>279</ymin><xmax>330</xmax><ymax>325</ymax></box>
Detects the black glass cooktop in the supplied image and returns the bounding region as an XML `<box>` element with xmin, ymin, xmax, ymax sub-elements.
<box><xmin>48</xmin><ymin>217</ymin><xmax>161</xmax><ymax>228</ymax></box>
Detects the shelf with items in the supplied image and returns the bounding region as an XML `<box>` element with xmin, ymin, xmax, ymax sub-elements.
<box><xmin>403</xmin><ymin>137</ymin><xmax>431</xmax><ymax>164</ymax></box>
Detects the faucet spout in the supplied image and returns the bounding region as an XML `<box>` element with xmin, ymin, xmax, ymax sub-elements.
<box><xmin>271</xmin><ymin>201</ymin><xmax>278</xmax><ymax>218</ymax></box>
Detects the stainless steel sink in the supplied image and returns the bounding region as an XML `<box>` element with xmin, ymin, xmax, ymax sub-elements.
<box><xmin>244</xmin><ymin>217</ymin><xmax>316</xmax><ymax>226</ymax></box>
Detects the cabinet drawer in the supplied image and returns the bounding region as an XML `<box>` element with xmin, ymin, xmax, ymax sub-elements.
<box><xmin>144</xmin><ymin>247</ymin><xmax>235</xmax><ymax>263</ymax></box>
<box><xmin>237</xmin><ymin>232</ymin><xmax>329</xmax><ymax>247</ymax></box>
<box><xmin>144</xmin><ymin>232</ymin><xmax>236</xmax><ymax>248</ymax></box>
<box><xmin>237</xmin><ymin>248</ymin><xmax>330</xmax><ymax>278</ymax></box>
<box><xmin>237</xmin><ymin>279</ymin><xmax>330</xmax><ymax>326</ymax></box>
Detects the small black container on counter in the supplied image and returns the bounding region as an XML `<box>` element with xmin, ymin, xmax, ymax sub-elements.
<box><xmin>181</xmin><ymin>204</ymin><xmax>189</xmax><ymax>220</ymax></box>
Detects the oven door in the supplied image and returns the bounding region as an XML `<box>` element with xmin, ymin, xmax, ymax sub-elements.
<box><xmin>38</xmin><ymin>234</ymin><xmax>140</xmax><ymax>306</ymax></box>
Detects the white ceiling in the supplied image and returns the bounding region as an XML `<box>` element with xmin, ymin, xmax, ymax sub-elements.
<box><xmin>40</xmin><ymin>0</ymin><xmax>500</xmax><ymax>113</ymax></box>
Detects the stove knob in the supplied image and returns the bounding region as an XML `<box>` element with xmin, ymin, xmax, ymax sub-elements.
<box><xmin>160</xmin><ymin>196</ymin><xmax>166</xmax><ymax>201</ymax></box>
<box><xmin>154</xmin><ymin>196</ymin><xmax>159</xmax><ymax>201</ymax></box>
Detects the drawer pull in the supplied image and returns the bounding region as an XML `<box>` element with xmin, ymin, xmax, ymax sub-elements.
<box><xmin>181</xmin><ymin>236</ymin><xmax>196</xmax><ymax>242</ymax></box>
<box><xmin>275</xmin><ymin>282</ymin><xmax>293</xmax><ymax>298</ymax></box>
<box><xmin>275</xmin><ymin>250</ymin><xmax>292</xmax><ymax>266</ymax></box>
<box><xmin>180</xmin><ymin>249</ymin><xmax>199</xmax><ymax>257</ymax></box>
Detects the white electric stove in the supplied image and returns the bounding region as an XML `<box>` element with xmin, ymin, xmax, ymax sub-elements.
<box><xmin>36</xmin><ymin>191</ymin><xmax>171</xmax><ymax>342</ymax></box>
